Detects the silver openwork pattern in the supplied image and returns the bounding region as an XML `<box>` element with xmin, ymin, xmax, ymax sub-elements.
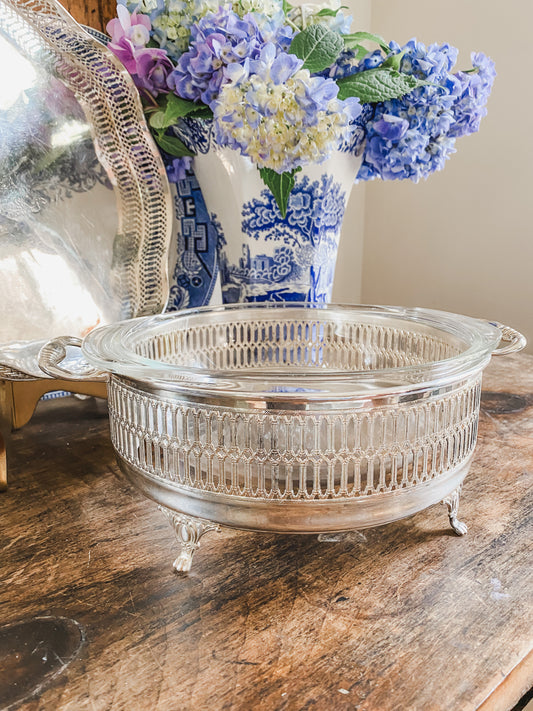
<box><xmin>38</xmin><ymin>304</ymin><xmax>525</xmax><ymax>567</ymax></box>
<box><xmin>1</xmin><ymin>0</ymin><xmax>173</xmax><ymax>379</ymax></box>
<box><xmin>106</xmin><ymin>313</ymin><xmax>482</xmax><ymax>501</ymax></box>
<box><xmin>0</xmin><ymin>364</ymin><xmax>38</xmax><ymax>381</ymax></box>
<box><xmin>109</xmin><ymin>376</ymin><xmax>480</xmax><ymax>500</ymax></box>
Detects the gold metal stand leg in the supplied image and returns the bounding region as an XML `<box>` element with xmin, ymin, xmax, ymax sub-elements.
<box><xmin>0</xmin><ymin>430</ymin><xmax>6</xmax><ymax>492</ymax></box>
<box><xmin>0</xmin><ymin>380</ymin><xmax>15</xmax><ymax>492</ymax></box>
<box><xmin>0</xmin><ymin>378</ymin><xmax>107</xmax><ymax>489</ymax></box>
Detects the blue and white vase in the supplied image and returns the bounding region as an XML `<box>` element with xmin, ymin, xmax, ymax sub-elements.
<box><xmin>173</xmin><ymin>118</ymin><xmax>364</xmax><ymax>304</ymax></box>
<box><xmin>194</xmin><ymin>148</ymin><xmax>362</xmax><ymax>304</ymax></box>
<box><xmin>165</xmin><ymin>169</ymin><xmax>219</xmax><ymax>311</ymax></box>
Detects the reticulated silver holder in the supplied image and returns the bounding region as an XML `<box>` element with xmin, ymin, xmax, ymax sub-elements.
<box><xmin>39</xmin><ymin>303</ymin><xmax>527</xmax><ymax>571</ymax></box>
<box><xmin>0</xmin><ymin>0</ymin><xmax>173</xmax><ymax>379</ymax></box>
<box><xmin>107</xmin><ymin>373</ymin><xmax>480</xmax><ymax>532</ymax></box>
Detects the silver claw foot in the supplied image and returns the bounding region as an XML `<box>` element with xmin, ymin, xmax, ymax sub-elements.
<box><xmin>442</xmin><ymin>487</ymin><xmax>468</xmax><ymax>536</ymax></box>
<box><xmin>159</xmin><ymin>508</ymin><xmax>220</xmax><ymax>573</ymax></box>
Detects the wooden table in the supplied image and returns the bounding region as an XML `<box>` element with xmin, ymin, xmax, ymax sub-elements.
<box><xmin>1</xmin><ymin>354</ymin><xmax>532</xmax><ymax>711</ymax></box>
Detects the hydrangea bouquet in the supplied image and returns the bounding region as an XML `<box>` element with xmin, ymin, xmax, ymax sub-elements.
<box><xmin>106</xmin><ymin>0</ymin><xmax>495</xmax><ymax>303</ymax></box>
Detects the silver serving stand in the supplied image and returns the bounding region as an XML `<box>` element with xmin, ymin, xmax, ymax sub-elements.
<box><xmin>39</xmin><ymin>306</ymin><xmax>526</xmax><ymax>573</ymax></box>
<box><xmin>0</xmin><ymin>0</ymin><xmax>173</xmax><ymax>488</ymax></box>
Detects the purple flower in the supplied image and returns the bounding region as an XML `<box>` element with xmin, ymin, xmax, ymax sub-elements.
<box><xmin>134</xmin><ymin>48</ymin><xmax>174</xmax><ymax>96</ymax></box>
<box><xmin>373</xmin><ymin>115</ymin><xmax>409</xmax><ymax>142</ymax></box>
<box><xmin>166</xmin><ymin>156</ymin><xmax>193</xmax><ymax>182</ymax></box>
<box><xmin>107</xmin><ymin>6</ymin><xmax>151</xmax><ymax>47</ymax></box>
<box><xmin>108</xmin><ymin>36</ymin><xmax>139</xmax><ymax>74</ymax></box>
<box><xmin>167</xmin><ymin>8</ymin><xmax>289</xmax><ymax>106</ymax></box>
<box><xmin>107</xmin><ymin>6</ymin><xmax>159</xmax><ymax>78</ymax></box>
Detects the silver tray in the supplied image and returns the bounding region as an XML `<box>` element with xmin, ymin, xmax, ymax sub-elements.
<box><xmin>0</xmin><ymin>0</ymin><xmax>173</xmax><ymax>379</ymax></box>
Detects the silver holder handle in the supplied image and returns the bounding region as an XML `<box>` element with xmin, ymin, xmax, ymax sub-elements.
<box><xmin>38</xmin><ymin>337</ymin><xmax>108</xmax><ymax>382</ymax></box>
<box><xmin>489</xmin><ymin>322</ymin><xmax>527</xmax><ymax>356</ymax></box>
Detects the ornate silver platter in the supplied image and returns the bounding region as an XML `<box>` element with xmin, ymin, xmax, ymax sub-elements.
<box><xmin>0</xmin><ymin>0</ymin><xmax>173</xmax><ymax>379</ymax></box>
<box><xmin>76</xmin><ymin>26</ymin><xmax>220</xmax><ymax>314</ymax></box>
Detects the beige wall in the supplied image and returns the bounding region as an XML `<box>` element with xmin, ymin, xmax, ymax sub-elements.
<box><xmin>334</xmin><ymin>0</ymin><xmax>533</xmax><ymax>352</ymax></box>
<box><xmin>366</xmin><ymin>0</ymin><xmax>533</xmax><ymax>351</ymax></box>
<box><xmin>331</xmin><ymin>0</ymin><xmax>371</xmax><ymax>303</ymax></box>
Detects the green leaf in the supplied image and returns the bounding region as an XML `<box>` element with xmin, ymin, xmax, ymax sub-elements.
<box><xmin>259</xmin><ymin>167</ymin><xmax>300</xmax><ymax>218</ymax></box>
<box><xmin>282</xmin><ymin>0</ymin><xmax>293</xmax><ymax>13</ymax></box>
<box><xmin>336</xmin><ymin>67</ymin><xmax>425</xmax><ymax>103</ymax></box>
<box><xmin>310</xmin><ymin>3</ymin><xmax>348</xmax><ymax>16</ymax></box>
<box><xmin>149</xmin><ymin>94</ymin><xmax>211</xmax><ymax>131</ymax></box>
<box><xmin>189</xmin><ymin>105</ymin><xmax>214</xmax><ymax>120</ymax></box>
<box><xmin>153</xmin><ymin>130</ymin><xmax>195</xmax><ymax>158</ymax></box>
<box><xmin>343</xmin><ymin>31</ymin><xmax>389</xmax><ymax>53</ymax></box>
<box><xmin>290</xmin><ymin>25</ymin><xmax>344</xmax><ymax>74</ymax></box>
<box><xmin>149</xmin><ymin>111</ymin><xmax>167</xmax><ymax>129</ymax></box>
<box><xmin>315</xmin><ymin>8</ymin><xmax>341</xmax><ymax>17</ymax></box>
<box><xmin>381</xmin><ymin>49</ymin><xmax>405</xmax><ymax>71</ymax></box>
<box><xmin>164</xmin><ymin>93</ymin><xmax>209</xmax><ymax>124</ymax></box>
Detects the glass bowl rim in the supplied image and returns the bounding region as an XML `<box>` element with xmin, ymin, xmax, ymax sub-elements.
<box><xmin>80</xmin><ymin>302</ymin><xmax>502</xmax><ymax>398</ymax></box>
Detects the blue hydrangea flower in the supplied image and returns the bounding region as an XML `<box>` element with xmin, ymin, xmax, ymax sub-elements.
<box><xmin>323</xmin><ymin>48</ymin><xmax>384</xmax><ymax>81</ymax></box>
<box><xmin>448</xmin><ymin>52</ymin><xmax>496</xmax><ymax>138</ymax></box>
<box><xmin>108</xmin><ymin>1</ymin><xmax>495</xmax><ymax>185</ymax></box>
<box><xmin>165</xmin><ymin>155</ymin><xmax>194</xmax><ymax>182</ymax></box>
<box><xmin>167</xmin><ymin>8</ymin><xmax>291</xmax><ymax>105</ymax></box>
<box><xmin>211</xmin><ymin>43</ymin><xmax>361</xmax><ymax>172</ymax></box>
<box><xmin>354</xmin><ymin>39</ymin><xmax>495</xmax><ymax>182</ymax></box>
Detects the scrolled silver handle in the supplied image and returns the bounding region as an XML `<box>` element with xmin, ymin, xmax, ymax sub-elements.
<box><xmin>489</xmin><ymin>322</ymin><xmax>527</xmax><ymax>356</ymax></box>
<box><xmin>38</xmin><ymin>336</ymin><xmax>108</xmax><ymax>381</ymax></box>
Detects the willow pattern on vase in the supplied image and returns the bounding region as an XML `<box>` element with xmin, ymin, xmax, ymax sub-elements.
<box><xmin>173</xmin><ymin>117</ymin><xmax>365</xmax><ymax>304</ymax></box>
<box><xmin>166</xmin><ymin>169</ymin><xmax>218</xmax><ymax>311</ymax></box>
<box><xmin>56</xmin><ymin>23</ymin><xmax>216</xmax><ymax>314</ymax></box>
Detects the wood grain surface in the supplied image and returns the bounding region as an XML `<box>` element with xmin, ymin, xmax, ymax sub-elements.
<box><xmin>59</xmin><ymin>0</ymin><xmax>114</xmax><ymax>33</ymax></box>
<box><xmin>1</xmin><ymin>354</ymin><xmax>532</xmax><ymax>711</ymax></box>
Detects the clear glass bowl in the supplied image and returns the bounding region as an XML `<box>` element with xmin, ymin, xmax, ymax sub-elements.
<box><xmin>81</xmin><ymin>302</ymin><xmax>504</xmax><ymax>401</ymax></box>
